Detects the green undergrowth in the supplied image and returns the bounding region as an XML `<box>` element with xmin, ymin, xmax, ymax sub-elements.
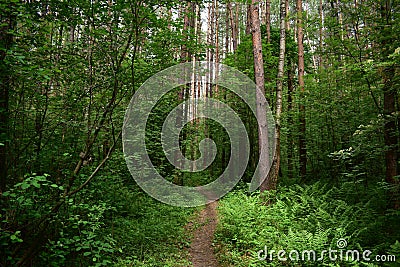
<box><xmin>41</xmin><ymin>173</ymin><xmax>198</xmax><ymax>266</ymax></box>
<box><xmin>215</xmin><ymin>181</ymin><xmax>400</xmax><ymax>267</ymax></box>
<box><xmin>96</xmin><ymin>177</ymin><xmax>198</xmax><ymax>267</ymax></box>
<box><xmin>1</xmin><ymin>172</ymin><xmax>197</xmax><ymax>267</ymax></box>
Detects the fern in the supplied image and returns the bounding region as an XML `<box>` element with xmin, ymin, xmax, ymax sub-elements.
<box><xmin>215</xmin><ymin>181</ymin><xmax>400</xmax><ymax>267</ymax></box>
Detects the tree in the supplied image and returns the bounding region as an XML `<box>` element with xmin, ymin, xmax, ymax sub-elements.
<box><xmin>265</xmin><ymin>0</ymin><xmax>286</xmax><ymax>190</ymax></box>
<box><xmin>249</xmin><ymin>0</ymin><xmax>271</xmax><ymax>191</ymax></box>
<box><xmin>0</xmin><ymin>2</ymin><xmax>16</xmax><ymax>193</ymax></box>
<box><xmin>297</xmin><ymin>0</ymin><xmax>307</xmax><ymax>179</ymax></box>
<box><xmin>266</xmin><ymin>0</ymin><xmax>271</xmax><ymax>43</ymax></box>
<box><xmin>380</xmin><ymin>0</ymin><xmax>399</xmax><ymax>209</ymax></box>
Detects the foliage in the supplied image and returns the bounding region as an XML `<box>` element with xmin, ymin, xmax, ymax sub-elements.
<box><xmin>215</xmin><ymin>182</ymin><xmax>400</xmax><ymax>266</ymax></box>
<box><xmin>1</xmin><ymin>0</ymin><xmax>399</xmax><ymax>266</ymax></box>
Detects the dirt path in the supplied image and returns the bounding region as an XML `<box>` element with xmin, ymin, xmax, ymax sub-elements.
<box><xmin>189</xmin><ymin>201</ymin><xmax>219</xmax><ymax>267</ymax></box>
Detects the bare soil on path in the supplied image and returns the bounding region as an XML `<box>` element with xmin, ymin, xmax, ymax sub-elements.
<box><xmin>188</xmin><ymin>201</ymin><xmax>219</xmax><ymax>267</ymax></box>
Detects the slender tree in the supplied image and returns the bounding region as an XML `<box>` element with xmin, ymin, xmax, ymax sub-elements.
<box><xmin>380</xmin><ymin>0</ymin><xmax>399</xmax><ymax>209</ymax></box>
<box><xmin>318</xmin><ymin>0</ymin><xmax>323</xmax><ymax>67</ymax></box>
<box><xmin>246</xmin><ymin>4</ymin><xmax>252</xmax><ymax>35</ymax></box>
<box><xmin>287</xmin><ymin>60</ymin><xmax>295</xmax><ymax>179</ymax></box>
<box><xmin>266</xmin><ymin>0</ymin><xmax>271</xmax><ymax>43</ymax></box>
<box><xmin>297</xmin><ymin>0</ymin><xmax>307</xmax><ymax>179</ymax></box>
<box><xmin>226</xmin><ymin>2</ymin><xmax>231</xmax><ymax>54</ymax></box>
<box><xmin>265</xmin><ymin>0</ymin><xmax>286</xmax><ymax>190</ymax></box>
<box><xmin>0</xmin><ymin>2</ymin><xmax>16</xmax><ymax>193</ymax></box>
<box><xmin>249</xmin><ymin>0</ymin><xmax>270</xmax><ymax>191</ymax></box>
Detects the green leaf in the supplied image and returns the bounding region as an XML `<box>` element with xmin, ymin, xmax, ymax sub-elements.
<box><xmin>35</xmin><ymin>175</ymin><xmax>47</xmax><ymax>182</ymax></box>
<box><xmin>32</xmin><ymin>181</ymin><xmax>40</xmax><ymax>188</ymax></box>
<box><xmin>21</xmin><ymin>183</ymin><xmax>30</xmax><ymax>190</ymax></box>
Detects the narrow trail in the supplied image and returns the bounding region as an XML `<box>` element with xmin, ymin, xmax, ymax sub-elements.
<box><xmin>189</xmin><ymin>201</ymin><xmax>219</xmax><ymax>267</ymax></box>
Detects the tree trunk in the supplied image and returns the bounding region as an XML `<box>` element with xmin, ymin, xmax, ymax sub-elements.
<box><xmin>0</xmin><ymin>3</ymin><xmax>16</xmax><ymax>193</ymax></box>
<box><xmin>319</xmin><ymin>0</ymin><xmax>323</xmax><ymax>68</ymax></box>
<box><xmin>214</xmin><ymin>0</ymin><xmax>219</xmax><ymax>95</ymax></box>
<box><xmin>249</xmin><ymin>0</ymin><xmax>270</xmax><ymax>192</ymax></box>
<box><xmin>287</xmin><ymin>59</ymin><xmax>295</xmax><ymax>179</ymax></box>
<box><xmin>246</xmin><ymin>4</ymin><xmax>252</xmax><ymax>35</ymax></box>
<box><xmin>226</xmin><ymin>1</ymin><xmax>231</xmax><ymax>55</ymax></box>
<box><xmin>235</xmin><ymin>4</ymin><xmax>240</xmax><ymax>48</ymax></box>
<box><xmin>265</xmin><ymin>0</ymin><xmax>272</xmax><ymax>110</ymax></box>
<box><xmin>297</xmin><ymin>0</ymin><xmax>307</xmax><ymax>180</ymax></box>
<box><xmin>214</xmin><ymin>0</ymin><xmax>219</xmax><ymax>65</ymax></box>
<box><xmin>285</xmin><ymin>0</ymin><xmax>290</xmax><ymax>30</ymax></box>
<box><xmin>228</xmin><ymin>2</ymin><xmax>238</xmax><ymax>52</ymax></box>
<box><xmin>265</xmin><ymin>0</ymin><xmax>286</xmax><ymax>191</ymax></box>
<box><xmin>266</xmin><ymin>0</ymin><xmax>271</xmax><ymax>43</ymax></box>
<box><xmin>383</xmin><ymin>67</ymin><xmax>398</xmax><ymax>187</ymax></box>
<box><xmin>380</xmin><ymin>0</ymin><xmax>399</xmax><ymax>209</ymax></box>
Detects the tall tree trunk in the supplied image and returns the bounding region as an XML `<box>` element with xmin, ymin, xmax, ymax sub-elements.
<box><xmin>265</xmin><ymin>0</ymin><xmax>286</xmax><ymax>191</ymax></box>
<box><xmin>0</xmin><ymin>2</ymin><xmax>16</xmax><ymax>193</ymax></box>
<box><xmin>285</xmin><ymin>0</ymin><xmax>290</xmax><ymax>30</ymax></box>
<box><xmin>228</xmin><ymin>2</ymin><xmax>238</xmax><ymax>52</ymax></box>
<box><xmin>380</xmin><ymin>0</ymin><xmax>399</xmax><ymax>209</ymax></box>
<box><xmin>180</xmin><ymin>3</ymin><xmax>191</xmax><ymax>62</ymax></box>
<box><xmin>214</xmin><ymin>0</ymin><xmax>219</xmax><ymax>64</ymax></box>
<box><xmin>235</xmin><ymin>4</ymin><xmax>240</xmax><ymax>48</ymax></box>
<box><xmin>383</xmin><ymin>66</ymin><xmax>398</xmax><ymax>203</ymax></box>
<box><xmin>226</xmin><ymin>1</ymin><xmax>231</xmax><ymax>55</ymax></box>
<box><xmin>265</xmin><ymin>0</ymin><xmax>272</xmax><ymax>108</ymax></box>
<box><xmin>337</xmin><ymin>0</ymin><xmax>344</xmax><ymax>41</ymax></box>
<box><xmin>249</xmin><ymin>0</ymin><xmax>270</xmax><ymax>192</ymax></box>
<box><xmin>246</xmin><ymin>4</ymin><xmax>252</xmax><ymax>35</ymax></box>
<box><xmin>214</xmin><ymin>0</ymin><xmax>219</xmax><ymax>95</ymax></box>
<box><xmin>266</xmin><ymin>0</ymin><xmax>271</xmax><ymax>43</ymax></box>
<box><xmin>319</xmin><ymin>0</ymin><xmax>323</xmax><ymax>68</ymax></box>
<box><xmin>206</xmin><ymin>2</ymin><xmax>213</xmax><ymax>98</ymax></box>
<box><xmin>297</xmin><ymin>0</ymin><xmax>307</xmax><ymax>180</ymax></box>
<box><xmin>287</xmin><ymin>59</ymin><xmax>295</xmax><ymax>179</ymax></box>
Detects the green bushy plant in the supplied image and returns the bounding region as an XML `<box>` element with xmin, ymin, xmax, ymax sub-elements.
<box><xmin>215</xmin><ymin>182</ymin><xmax>399</xmax><ymax>266</ymax></box>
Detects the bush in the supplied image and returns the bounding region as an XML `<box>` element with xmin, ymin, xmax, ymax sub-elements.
<box><xmin>215</xmin><ymin>182</ymin><xmax>400</xmax><ymax>266</ymax></box>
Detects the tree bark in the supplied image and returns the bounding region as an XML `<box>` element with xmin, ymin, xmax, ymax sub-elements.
<box><xmin>227</xmin><ymin>2</ymin><xmax>238</xmax><ymax>52</ymax></box>
<box><xmin>287</xmin><ymin>59</ymin><xmax>295</xmax><ymax>179</ymax></box>
<box><xmin>235</xmin><ymin>4</ymin><xmax>240</xmax><ymax>48</ymax></box>
<box><xmin>249</xmin><ymin>0</ymin><xmax>270</xmax><ymax>192</ymax></box>
<box><xmin>285</xmin><ymin>0</ymin><xmax>290</xmax><ymax>30</ymax></box>
<box><xmin>380</xmin><ymin>0</ymin><xmax>399</xmax><ymax>209</ymax></box>
<box><xmin>265</xmin><ymin>0</ymin><xmax>286</xmax><ymax>191</ymax></box>
<box><xmin>214</xmin><ymin>0</ymin><xmax>219</xmax><ymax>95</ymax></box>
<box><xmin>214</xmin><ymin>0</ymin><xmax>219</xmax><ymax>65</ymax></box>
<box><xmin>226</xmin><ymin>1</ymin><xmax>231</xmax><ymax>55</ymax></box>
<box><xmin>266</xmin><ymin>0</ymin><xmax>271</xmax><ymax>43</ymax></box>
<box><xmin>246</xmin><ymin>4</ymin><xmax>252</xmax><ymax>35</ymax></box>
<box><xmin>0</xmin><ymin>2</ymin><xmax>16</xmax><ymax>193</ymax></box>
<box><xmin>297</xmin><ymin>0</ymin><xmax>307</xmax><ymax>180</ymax></box>
<box><xmin>319</xmin><ymin>0</ymin><xmax>323</xmax><ymax>68</ymax></box>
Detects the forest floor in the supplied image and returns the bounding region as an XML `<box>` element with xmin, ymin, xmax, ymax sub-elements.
<box><xmin>188</xmin><ymin>201</ymin><xmax>219</xmax><ymax>267</ymax></box>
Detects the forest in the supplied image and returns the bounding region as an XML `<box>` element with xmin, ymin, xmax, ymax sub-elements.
<box><xmin>0</xmin><ymin>0</ymin><xmax>399</xmax><ymax>266</ymax></box>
